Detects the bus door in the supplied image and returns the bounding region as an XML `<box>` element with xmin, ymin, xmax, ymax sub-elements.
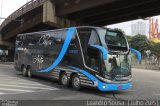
<box><xmin>77</xmin><ymin>28</ymin><xmax>102</xmax><ymax>74</ymax></box>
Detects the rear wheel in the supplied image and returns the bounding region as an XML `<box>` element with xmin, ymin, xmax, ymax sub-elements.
<box><xmin>72</xmin><ymin>74</ymin><xmax>81</xmax><ymax>90</ymax></box>
<box><xmin>60</xmin><ymin>72</ymin><xmax>69</xmax><ymax>86</ymax></box>
<box><xmin>22</xmin><ymin>66</ymin><xmax>27</xmax><ymax>77</ymax></box>
<box><xmin>27</xmin><ymin>66</ymin><xmax>33</xmax><ymax>78</ymax></box>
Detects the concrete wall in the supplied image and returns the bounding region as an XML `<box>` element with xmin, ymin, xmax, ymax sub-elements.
<box><xmin>43</xmin><ymin>0</ymin><xmax>83</xmax><ymax>28</ymax></box>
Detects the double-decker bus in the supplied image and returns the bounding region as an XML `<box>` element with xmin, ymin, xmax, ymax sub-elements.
<box><xmin>14</xmin><ymin>26</ymin><xmax>141</xmax><ymax>91</ymax></box>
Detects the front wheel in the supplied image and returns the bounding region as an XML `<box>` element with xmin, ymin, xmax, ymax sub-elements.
<box><xmin>72</xmin><ymin>74</ymin><xmax>81</xmax><ymax>90</ymax></box>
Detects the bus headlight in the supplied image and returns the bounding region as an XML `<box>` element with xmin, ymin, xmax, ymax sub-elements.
<box><xmin>128</xmin><ymin>78</ymin><xmax>132</xmax><ymax>82</ymax></box>
<box><xmin>102</xmin><ymin>85</ymin><xmax>107</xmax><ymax>89</ymax></box>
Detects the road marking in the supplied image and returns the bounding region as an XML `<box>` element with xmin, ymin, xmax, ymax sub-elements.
<box><xmin>0</xmin><ymin>75</ymin><xmax>13</xmax><ymax>77</ymax></box>
<box><xmin>0</xmin><ymin>65</ymin><xmax>60</xmax><ymax>96</ymax></box>
<box><xmin>0</xmin><ymin>76</ymin><xmax>59</xmax><ymax>95</ymax></box>
<box><xmin>0</xmin><ymin>83</ymin><xmax>58</xmax><ymax>90</ymax></box>
<box><xmin>0</xmin><ymin>67</ymin><xmax>13</xmax><ymax>70</ymax></box>
<box><xmin>0</xmin><ymin>76</ymin><xmax>21</xmax><ymax>78</ymax></box>
<box><xmin>0</xmin><ymin>89</ymin><xmax>58</xmax><ymax>95</ymax></box>
<box><xmin>0</xmin><ymin>76</ymin><xmax>28</xmax><ymax>79</ymax></box>
<box><xmin>0</xmin><ymin>93</ymin><xmax>5</xmax><ymax>95</ymax></box>
<box><xmin>0</xmin><ymin>78</ymin><xmax>54</xmax><ymax>87</ymax></box>
<box><xmin>0</xmin><ymin>92</ymin><xmax>28</xmax><ymax>95</ymax></box>
<box><xmin>0</xmin><ymin>88</ymin><xmax>32</xmax><ymax>92</ymax></box>
<box><xmin>0</xmin><ymin>78</ymin><xmax>42</xmax><ymax>83</ymax></box>
<box><xmin>152</xmin><ymin>92</ymin><xmax>160</xmax><ymax>96</ymax></box>
<box><xmin>0</xmin><ymin>81</ymin><xmax>46</xmax><ymax>86</ymax></box>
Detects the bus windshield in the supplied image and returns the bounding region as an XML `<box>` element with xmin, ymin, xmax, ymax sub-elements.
<box><xmin>96</xmin><ymin>28</ymin><xmax>131</xmax><ymax>76</ymax></box>
<box><xmin>103</xmin><ymin>54</ymin><xmax>132</xmax><ymax>76</ymax></box>
<box><xmin>97</xmin><ymin>28</ymin><xmax>128</xmax><ymax>51</ymax></box>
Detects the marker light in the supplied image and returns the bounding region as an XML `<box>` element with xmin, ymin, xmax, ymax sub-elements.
<box><xmin>117</xmin><ymin>86</ymin><xmax>123</xmax><ymax>90</ymax></box>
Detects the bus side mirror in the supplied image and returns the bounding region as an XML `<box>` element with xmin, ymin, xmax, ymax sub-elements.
<box><xmin>129</xmin><ymin>48</ymin><xmax>141</xmax><ymax>61</ymax></box>
<box><xmin>87</xmin><ymin>45</ymin><xmax>99</xmax><ymax>57</ymax></box>
<box><xmin>90</xmin><ymin>45</ymin><xmax>108</xmax><ymax>60</ymax></box>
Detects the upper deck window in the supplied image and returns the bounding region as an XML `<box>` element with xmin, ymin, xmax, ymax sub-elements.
<box><xmin>105</xmin><ymin>31</ymin><xmax>127</xmax><ymax>47</ymax></box>
<box><xmin>97</xmin><ymin>28</ymin><xmax>128</xmax><ymax>51</ymax></box>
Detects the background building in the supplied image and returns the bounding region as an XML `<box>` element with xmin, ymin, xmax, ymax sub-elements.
<box><xmin>131</xmin><ymin>21</ymin><xmax>147</xmax><ymax>36</ymax></box>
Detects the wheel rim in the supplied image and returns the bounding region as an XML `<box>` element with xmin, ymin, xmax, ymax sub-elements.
<box><xmin>74</xmin><ymin>77</ymin><xmax>80</xmax><ymax>88</ymax></box>
<box><xmin>28</xmin><ymin>69</ymin><xmax>31</xmax><ymax>77</ymax></box>
<box><xmin>61</xmin><ymin>74</ymin><xmax>68</xmax><ymax>85</ymax></box>
<box><xmin>22</xmin><ymin>67</ymin><xmax>26</xmax><ymax>75</ymax></box>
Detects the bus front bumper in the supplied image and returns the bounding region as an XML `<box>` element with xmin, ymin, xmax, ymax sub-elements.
<box><xmin>97</xmin><ymin>82</ymin><xmax>132</xmax><ymax>91</ymax></box>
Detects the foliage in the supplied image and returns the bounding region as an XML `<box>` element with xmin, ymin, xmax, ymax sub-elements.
<box><xmin>113</xmin><ymin>28</ymin><xmax>126</xmax><ymax>35</ymax></box>
<box><xmin>126</xmin><ymin>35</ymin><xmax>132</xmax><ymax>45</ymax></box>
<box><xmin>129</xmin><ymin>34</ymin><xmax>150</xmax><ymax>55</ymax></box>
<box><xmin>149</xmin><ymin>42</ymin><xmax>160</xmax><ymax>63</ymax></box>
<box><xmin>111</xmin><ymin>28</ymin><xmax>160</xmax><ymax>63</ymax></box>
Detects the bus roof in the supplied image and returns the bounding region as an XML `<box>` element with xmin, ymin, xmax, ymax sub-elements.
<box><xmin>17</xmin><ymin>26</ymin><xmax>114</xmax><ymax>36</ymax></box>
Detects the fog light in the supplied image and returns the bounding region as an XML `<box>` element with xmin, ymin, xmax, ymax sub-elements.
<box><xmin>102</xmin><ymin>85</ymin><xmax>107</xmax><ymax>89</ymax></box>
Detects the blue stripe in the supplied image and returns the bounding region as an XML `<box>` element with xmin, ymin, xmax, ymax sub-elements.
<box><xmin>130</xmin><ymin>48</ymin><xmax>141</xmax><ymax>61</ymax></box>
<box><xmin>38</xmin><ymin>28</ymin><xmax>76</xmax><ymax>72</ymax></box>
<box><xmin>68</xmin><ymin>66</ymin><xmax>97</xmax><ymax>81</ymax></box>
<box><xmin>68</xmin><ymin>66</ymin><xmax>132</xmax><ymax>91</ymax></box>
<box><xmin>91</xmin><ymin>45</ymin><xmax>108</xmax><ymax>60</ymax></box>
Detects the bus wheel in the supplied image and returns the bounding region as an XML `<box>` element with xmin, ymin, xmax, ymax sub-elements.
<box><xmin>27</xmin><ymin>67</ymin><xmax>33</xmax><ymax>78</ymax></box>
<box><xmin>22</xmin><ymin>66</ymin><xmax>27</xmax><ymax>77</ymax></box>
<box><xmin>72</xmin><ymin>74</ymin><xmax>81</xmax><ymax>90</ymax></box>
<box><xmin>60</xmin><ymin>72</ymin><xmax>69</xmax><ymax>86</ymax></box>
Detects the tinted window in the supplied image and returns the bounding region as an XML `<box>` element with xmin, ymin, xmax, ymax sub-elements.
<box><xmin>27</xmin><ymin>34</ymin><xmax>42</xmax><ymax>46</ymax></box>
<box><xmin>77</xmin><ymin>28</ymin><xmax>100</xmax><ymax>70</ymax></box>
<box><xmin>105</xmin><ymin>31</ymin><xmax>127</xmax><ymax>47</ymax></box>
<box><xmin>22</xmin><ymin>30</ymin><xmax>68</xmax><ymax>47</ymax></box>
<box><xmin>88</xmin><ymin>30</ymin><xmax>100</xmax><ymax>45</ymax></box>
<box><xmin>16</xmin><ymin>36</ymin><xmax>23</xmax><ymax>47</ymax></box>
<box><xmin>97</xmin><ymin>28</ymin><xmax>128</xmax><ymax>51</ymax></box>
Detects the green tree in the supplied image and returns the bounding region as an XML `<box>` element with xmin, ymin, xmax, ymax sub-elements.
<box><xmin>126</xmin><ymin>35</ymin><xmax>132</xmax><ymax>46</ymax></box>
<box><xmin>129</xmin><ymin>34</ymin><xmax>150</xmax><ymax>56</ymax></box>
<box><xmin>149</xmin><ymin>42</ymin><xmax>160</xmax><ymax>64</ymax></box>
<box><xmin>113</xmin><ymin>28</ymin><xmax>126</xmax><ymax>35</ymax></box>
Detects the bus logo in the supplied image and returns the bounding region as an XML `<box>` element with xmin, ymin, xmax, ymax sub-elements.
<box><xmin>38</xmin><ymin>34</ymin><xmax>52</xmax><ymax>46</ymax></box>
<box><xmin>32</xmin><ymin>55</ymin><xmax>44</xmax><ymax>69</ymax></box>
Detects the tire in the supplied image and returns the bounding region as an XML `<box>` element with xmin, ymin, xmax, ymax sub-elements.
<box><xmin>60</xmin><ymin>72</ymin><xmax>69</xmax><ymax>86</ymax></box>
<box><xmin>27</xmin><ymin>66</ymin><xmax>33</xmax><ymax>78</ymax></box>
<box><xmin>22</xmin><ymin>66</ymin><xmax>27</xmax><ymax>77</ymax></box>
<box><xmin>72</xmin><ymin>74</ymin><xmax>81</xmax><ymax>90</ymax></box>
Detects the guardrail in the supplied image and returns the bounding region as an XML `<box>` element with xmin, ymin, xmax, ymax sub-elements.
<box><xmin>0</xmin><ymin>0</ymin><xmax>46</xmax><ymax>30</ymax></box>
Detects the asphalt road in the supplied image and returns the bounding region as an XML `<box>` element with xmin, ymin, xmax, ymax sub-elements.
<box><xmin>0</xmin><ymin>64</ymin><xmax>159</xmax><ymax>105</ymax></box>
